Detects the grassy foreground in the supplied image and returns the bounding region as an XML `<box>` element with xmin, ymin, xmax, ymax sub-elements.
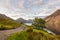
<box><xmin>7</xmin><ymin>28</ymin><xmax>60</xmax><ymax>40</ymax></box>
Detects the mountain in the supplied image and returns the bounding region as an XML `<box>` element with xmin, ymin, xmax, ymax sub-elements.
<box><xmin>45</xmin><ymin>9</ymin><xmax>60</xmax><ymax>34</ymax></box>
<box><xmin>16</xmin><ymin>18</ymin><xmax>27</xmax><ymax>23</ymax></box>
<box><xmin>0</xmin><ymin>14</ymin><xmax>21</xmax><ymax>30</ymax></box>
<box><xmin>27</xmin><ymin>19</ymin><xmax>33</xmax><ymax>23</ymax></box>
<box><xmin>0</xmin><ymin>14</ymin><xmax>14</xmax><ymax>21</ymax></box>
<box><xmin>16</xmin><ymin>18</ymin><xmax>33</xmax><ymax>23</ymax></box>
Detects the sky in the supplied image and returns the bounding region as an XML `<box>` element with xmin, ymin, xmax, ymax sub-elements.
<box><xmin>0</xmin><ymin>0</ymin><xmax>60</xmax><ymax>20</ymax></box>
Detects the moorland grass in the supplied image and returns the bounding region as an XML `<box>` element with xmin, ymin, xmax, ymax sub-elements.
<box><xmin>7</xmin><ymin>29</ymin><xmax>60</xmax><ymax>40</ymax></box>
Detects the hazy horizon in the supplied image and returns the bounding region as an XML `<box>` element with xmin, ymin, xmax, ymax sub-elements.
<box><xmin>0</xmin><ymin>0</ymin><xmax>60</xmax><ymax>20</ymax></box>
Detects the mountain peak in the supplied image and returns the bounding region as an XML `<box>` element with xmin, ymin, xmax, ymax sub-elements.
<box><xmin>50</xmin><ymin>9</ymin><xmax>60</xmax><ymax>16</ymax></box>
<box><xmin>45</xmin><ymin>9</ymin><xmax>60</xmax><ymax>20</ymax></box>
<box><xmin>52</xmin><ymin>9</ymin><xmax>60</xmax><ymax>16</ymax></box>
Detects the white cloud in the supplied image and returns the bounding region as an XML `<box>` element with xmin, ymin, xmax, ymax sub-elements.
<box><xmin>0</xmin><ymin>0</ymin><xmax>60</xmax><ymax>19</ymax></box>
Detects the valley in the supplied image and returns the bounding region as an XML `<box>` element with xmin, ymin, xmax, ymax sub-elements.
<box><xmin>0</xmin><ymin>9</ymin><xmax>60</xmax><ymax>40</ymax></box>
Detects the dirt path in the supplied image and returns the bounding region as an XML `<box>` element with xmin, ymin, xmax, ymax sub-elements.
<box><xmin>0</xmin><ymin>25</ymin><xmax>25</xmax><ymax>40</ymax></box>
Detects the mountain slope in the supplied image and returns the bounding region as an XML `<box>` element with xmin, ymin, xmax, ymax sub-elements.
<box><xmin>0</xmin><ymin>14</ymin><xmax>14</xmax><ymax>21</ymax></box>
<box><xmin>27</xmin><ymin>19</ymin><xmax>33</xmax><ymax>23</ymax></box>
<box><xmin>45</xmin><ymin>9</ymin><xmax>60</xmax><ymax>34</ymax></box>
<box><xmin>16</xmin><ymin>18</ymin><xmax>27</xmax><ymax>23</ymax></box>
<box><xmin>0</xmin><ymin>14</ymin><xmax>21</xmax><ymax>30</ymax></box>
<box><xmin>16</xmin><ymin>18</ymin><xmax>33</xmax><ymax>23</ymax></box>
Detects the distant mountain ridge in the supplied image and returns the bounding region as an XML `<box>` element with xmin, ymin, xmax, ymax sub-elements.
<box><xmin>16</xmin><ymin>18</ymin><xmax>33</xmax><ymax>23</ymax></box>
<box><xmin>45</xmin><ymin>9</ymin><xmax>60</xmax><ymax>34</ymax></box>
<box><xmin>16</xmin><ymin>18</ymin><xmax>27</xmax><ymax>23</ymax></box>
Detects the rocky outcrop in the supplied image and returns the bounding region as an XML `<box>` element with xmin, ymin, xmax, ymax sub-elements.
<box><xmin>45</xmin><ymin>9</ymin><xmax>60</xmax><ymax>35</ymax></box>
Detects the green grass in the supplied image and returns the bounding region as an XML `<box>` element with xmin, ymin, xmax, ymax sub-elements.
<box><xmin>0</xmin><ymin>16</ymin><xmax>21</xmax><ymax>30</ymax></box>
<box><xmin>7</xmin><ymin>31</ymin><xmax>27</xmax><ymax>40</ymax></box>
<box><xmin>33</xmin><ymin>29</ymin><xmax>60</xmax><ymax>40</ymax></box>
<box><xmin>7</xmin><ymin>29</ymin><xmax>60</xmax><ymax>40</ymax></box>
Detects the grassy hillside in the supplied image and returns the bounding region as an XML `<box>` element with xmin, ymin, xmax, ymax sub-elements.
<box><xmin>0</xmin><ymin>14</ymin><xmax>21</xmax><ymax>30</ymax></box>
<box><xmin>7</xmin><ymin>29</ymin><xmax>60</xmax><ymax>40</ymax></box>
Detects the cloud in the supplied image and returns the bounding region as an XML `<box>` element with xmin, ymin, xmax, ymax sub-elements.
<box><xmin>0</xmin><ymin>0</ymin><xmax>60</xmax><ymax>19</ymax></box>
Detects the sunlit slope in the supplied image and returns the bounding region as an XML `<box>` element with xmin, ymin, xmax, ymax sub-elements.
<box><xmin>0</xmin><ymin>14</ymin><xmax>21</xmax><ymax>30</ymax></box>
